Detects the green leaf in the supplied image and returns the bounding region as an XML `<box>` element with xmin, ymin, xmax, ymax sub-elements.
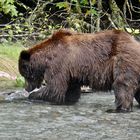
<box><xmin>91</xmin><ymin>0</ymin><xmax>96</xmax><ymax>5</ymax></box>
<box><xmin>16</xmin><ymin>76</ymin><xmax>25</xmax><ymax>87</ymax></box>
<box><xmin>0</xmin><ymin>0</ymin><xmax>6</xmax><ymax>6</ymax></box>
<box><xmin>90</xmin><ymin>9</ymin><xmax>98</xmax><ymax>15</ymax></box>
<box><xmin>5</xmin><ymin>25</ymin><xmax>11</xmax><ymax>29</ymax></box>
<box><xmin>3</xmin><ymin>4</ymin><xmax>11</xmax><ymax>14</ymax></box>
<box><xmin>81</xmin><ymin>0</ymin><xmax>88</xmax><ymax>5</ymax></box>
<box><xmin>0</xmin><ymin>0</ymin><xmax>18</xmax><ymax>17</ymax></box>
<box><xmin>85</xmin><ymin>9</ymin><xmax>98</xmax><ymax>17</ymax></box>
<box><xmin>71</xmin><ymin>0</ymin><xmax>77</xmax><ymax>2</ymax></box>
<box><xmin>56</xmin><ymin>2</ymin><xmax>69</xmax><ymax>9</ymax></box>
<box><xmin>81</xmin><ymin>0</ymin><xmax>96</xmax><ymax>5</ymax></box>
<box><xmin>8</xmin><ymin>30</ymin><xmax>13</xmax><ymax>36</ymax></box>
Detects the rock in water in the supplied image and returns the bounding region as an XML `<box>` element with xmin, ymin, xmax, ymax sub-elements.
<box><xmin>2</xmin><ymin>88</ymin><xmax>41</xmax><ymax>101</ymax></box>
<box><xmin>4</xmin><ymin>89</ymin><xmax>30</xmax><ymax>101</ymax></box>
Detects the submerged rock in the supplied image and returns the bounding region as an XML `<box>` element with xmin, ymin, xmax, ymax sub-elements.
<box><xmin>0</xmin><ymin>90</ymin><xmax>29</xmax><ymax>101</ymax></box>
<box><xmin>0</xmin><ymin>88</ymin><xmax>42</xmax><ymax>101</ymax></box>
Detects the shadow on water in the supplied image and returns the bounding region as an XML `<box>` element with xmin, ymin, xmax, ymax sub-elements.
<box><xmin>0</xmin><ymin>91</ymin><xmax>140</xmax><ymax>140</ymax></box>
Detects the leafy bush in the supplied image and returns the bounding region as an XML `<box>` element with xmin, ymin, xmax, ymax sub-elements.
<box><xmin>0</xmin><ymin>0</ymin><xmax>140</xmax><ymax>43</ymax></box>
<box><xmin>0</xmin><ymin>0</ymin><xmax>18</xmax><ymax>16</ymax></box>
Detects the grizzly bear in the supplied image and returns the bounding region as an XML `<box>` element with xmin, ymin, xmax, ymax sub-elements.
<box><xmin>19</xmin><ymin>29</ymin><xmax>140</xmax><ymax>112</ymax></box>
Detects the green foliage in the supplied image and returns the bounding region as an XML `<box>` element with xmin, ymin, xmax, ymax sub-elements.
<box><xmin>15</xmin><ymin>76</ymin><xmax>25</xmax><ymax>87</ymax></box>
<box><xmin>0</xmin><ymin>0</ymin><xmax>140</xmax><ymax>43</ymax></box>
<box><xmin>0</xmin><ymin>0</ymin><xmax>18</xmax><ymax>16</ymax></box>
<box><xmin>86</xmin><ymin>9</ymin><xmax>98</xmax><ymax>16</ymax></box>
<box><xmin>0</xmin><ymin>1</ymin><xmax>59</xmax><ymax>42</ymax></box>
<box><xmin>56</xmin><ymin>2</ymin><xmax>69</xmax><ymax>9</ymax></box>
<box><xmin>56</xmin><ymin>0</ymin><xmax>98</xmax><ymax>32</ymax></box>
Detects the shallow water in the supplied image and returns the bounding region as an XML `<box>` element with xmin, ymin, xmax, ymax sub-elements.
<box><xmin>0</xmin><ymin>92</ymin><xmax>140</xmax><ymax>140</ymax></box>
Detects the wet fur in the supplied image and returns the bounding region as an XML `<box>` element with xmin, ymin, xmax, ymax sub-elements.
<box><xmin>19</xmin><ymin>29</ymin><xmax>140</xmax><ymax>112</ymax></box>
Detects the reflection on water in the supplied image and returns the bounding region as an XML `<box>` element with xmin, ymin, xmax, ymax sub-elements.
<box><xmin>0</xmin><ymin>92</ymin><xmax>140</xmax><ymax>140</ymax></box>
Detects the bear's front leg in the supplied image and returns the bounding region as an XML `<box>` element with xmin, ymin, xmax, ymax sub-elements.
<box><xmin>28</xmin><ymin>86</ymin><xmax>48</xmax><ymax>101</ymax></box>
<box><xmin>28</xmin><ymin>85</ymin><xmax>67</xmax><ymax>104</ymax></box>
<box><xmin>28</xmin><ymin>76</ymin><xmax>68</xmax><ymax>104</ymax></box>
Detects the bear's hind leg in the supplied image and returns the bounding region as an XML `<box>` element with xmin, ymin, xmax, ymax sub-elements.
<box><xmin>110</xmin><ymin>60</ymin><xmax>137</xmax><ymax>113</ymax></box>
<box><xmin>111</xmin><ymin>82</ymin><xmax>135</xmax><ymax>113</ymax></box>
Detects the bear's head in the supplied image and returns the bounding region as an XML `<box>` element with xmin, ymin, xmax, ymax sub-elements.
<box><xmin>18</xmin><ymin>50</ymin><xmax>44</xmax><ymax>92</ymax></box>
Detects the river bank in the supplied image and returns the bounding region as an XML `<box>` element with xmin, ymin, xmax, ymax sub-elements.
<box><xmin>0</xmin><ymin>42</ymin><xmax>24</xmax><ymax>93</ymax></box>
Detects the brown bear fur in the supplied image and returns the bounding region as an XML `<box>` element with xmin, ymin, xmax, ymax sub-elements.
<box><xmin>19</xmin><ymin>29</ymin><xmax>140</xmax><ymax>112</ymax></box>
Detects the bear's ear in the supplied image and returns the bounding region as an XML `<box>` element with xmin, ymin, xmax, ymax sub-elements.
<box><xmin>20</xmin><ymin>50</ymin><xmax>30</xmax><ymax>61</ymax></box>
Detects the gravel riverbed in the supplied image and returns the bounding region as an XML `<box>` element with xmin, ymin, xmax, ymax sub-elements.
<box><xmin>0</xmin><ymin>91</ymin><xmax>140</xmax><ymax>140</ymax></box>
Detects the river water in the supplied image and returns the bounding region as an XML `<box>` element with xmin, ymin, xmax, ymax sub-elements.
<box><xmin>0</xmin><ymin>92</ymin><xmax>140</xmax><ymax>140</ymax></box>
